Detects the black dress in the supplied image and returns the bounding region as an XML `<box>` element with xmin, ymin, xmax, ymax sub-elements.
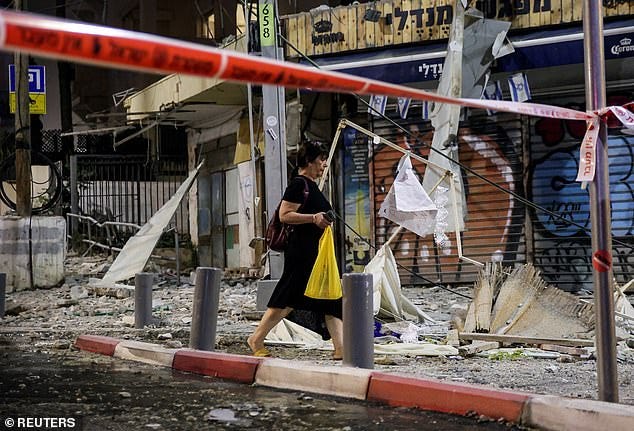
<box><xmin>267</xmin><ymin>175</ymin><xmax>343</xmax><ymax>336</ymax></box>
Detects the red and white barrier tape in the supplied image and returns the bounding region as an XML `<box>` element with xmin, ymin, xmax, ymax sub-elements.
<box><xmin>0</xmin><ymin>10</ymin><xmax>632</xmax><ymax>182</ymax></box>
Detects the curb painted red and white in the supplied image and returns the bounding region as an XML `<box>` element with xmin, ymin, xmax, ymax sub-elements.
<box><xmin>74</xmin><ymin>335</ymin><xmax>634</xmax><ymax>431</ymax></box>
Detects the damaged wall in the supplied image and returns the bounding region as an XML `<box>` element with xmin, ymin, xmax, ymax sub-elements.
<box><xmin>0</xmin><ymin>216</ymin><xmax>66</xmax><ymax>291</ymax></box>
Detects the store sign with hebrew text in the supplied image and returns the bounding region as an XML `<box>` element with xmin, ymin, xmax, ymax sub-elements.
<box><xmin>281</xmin><ymin>0</ymin><xmax>633</xmax><ymax>58</ymax></box>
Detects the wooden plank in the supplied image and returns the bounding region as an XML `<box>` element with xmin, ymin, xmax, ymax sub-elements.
<box><xmin>540</xmin><ymin>0</ymin><xmax>552</xmax><ymax>27</ymax></box>
<box><xmin>285</xmin><ymin>14</ymin><xmax>297</xmax><ymax>58</ymax></box>
<box><xmin>409</xmin><ymin>0</ymin><xmax>421</xmax><ymax>43</ymax></box>
<box><xmin>473</xmin><ymin>277</ymin><xmax>493</xmax><ymax>333</ymax></box>
<box><xmin>417</xmin><ymin>0</ymin><xmax>429</xmax><ymax>42</ymax></box>
<box><xmin>421</xmin><ymin>0</ymin><xmax>431</xmax><ymax>41</ymax></box>
<box><xmin>550</xmin><ymin>0</ymin><xmax>563</xmax><ymax>26</ymax></box>
<box><xmin>605</xmin><ymin>0</ymin><xmax>632</xmax><ymax>16</ymax></box>
<box><xmin>436</xmin><ymin>0</ymin><xmax>451</xmax><ymax>41</ymax></box>
<box><xmin>313</xmin><ymin>10</ymin><xmax>325</xmax><ymax>56</ymax></box>
<box><xmin>516</xmin><ymin>1</ymin><xmax>531</xmax><ymax>30</ymax></box>
<box><xmin>327</xmin><ymin>8</ymin><xmax>339</xmax><ymax>55</ymax></box>
<box><xmin>458</xmin><ymin>341</ymin><xmax>500</xmax><ymax>357</ymax></box>
<box><xmin>539</xmin><ymin>344</ymin><xmax>590</xmax><ymax>357</ymax></box>
<box><xmin>392</xmin><ymin>0</ymin><xmax>404</xmax><ymax>45</ymax></box>
<box><xmin>532</xmin><ymin>0</ymin><xmax>552</xmax><ymax>28</ymax></box>
<box><xmin>381</xmin><ymin>2</ymin><xmax>394</xmax><ymax>46</ymax></box>
<box><xmin>364</xmin><ymin>2</ymin><xmax>376</xmax><ymax>48</ymax></box>
<box><xmin>348</xmin><ymin>5</ymin><xmax>358</xmax><ymax>52</ymax></box>
<box><xmin>560</xmin><ymin>0</ymin><xmax>573</xmax><ymax>23</ymax></box>
<box><xmin>337</xmin><ymin>8</ymin><xmax>350</xmax><ymax>52</ymax></box>
<box><xmin>463</xmin><ymin>302</ymin><xmax>477</xmax><ymax>333</ymax></box>
<box><xmin>459</xmin><ymin>332</ymin><xmax>595</xmax><ymax>347</ymax></box>
<box><xmin>402</xmin><ymin>0</ymin><xmax>412</xmax><ymax>44</ymax></box>
<box><xmin>296</xmin><ymin>13</ymin><xmax>307</xmax><ymax>57</ymax></box>
<box><xmin>572</xmin><ymin>0</ymin><xmax>583</xmax><ymax>22</ymax></box>
<box><xmin>356</xmin><ymin>2</ymin><xmax>366</xmax><ymax>50</ymax></box>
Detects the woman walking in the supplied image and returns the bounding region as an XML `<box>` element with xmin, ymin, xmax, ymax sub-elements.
<box><xmin>247</xmin><ymin>141</ymin><xmax>343</xmax><ymax>359</ymax></box>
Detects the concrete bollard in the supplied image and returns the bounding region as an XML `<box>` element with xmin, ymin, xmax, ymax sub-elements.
<box><xmin>0</xmin><ymin>273</ymin><xmax>6</xmax><ymax>319</ymax></box>
<box><xmin>189</xmin><ymin>267</ymin><xmax>222</xmax><ymax>351</ymax></box>
<box><xmin>134</xmin><ymin>273</ymin><xmax>154</xmax><ymax>329</ymax></box>
<box><xmin>342</xmin><ymin>273</ymin><xmax>374</xmax><ymax>369</ymax></box>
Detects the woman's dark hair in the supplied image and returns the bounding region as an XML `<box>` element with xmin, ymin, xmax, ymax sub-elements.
<box><xmin>297</xmin><ymin>140</ymin><xmax>329</xmax><ymax>168</ymax></box>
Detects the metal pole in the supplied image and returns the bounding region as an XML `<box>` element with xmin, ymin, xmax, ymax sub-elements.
<box><xmin>174</xmin><ymin>224</ymin><xmax>181</xmax><ymax>286</ymax></box>
<box><xmin>583</xmin><ymin>0</ymin><xmax>618</xmax><ymax>403</ymax></box>
<box><xmin>0</xmin><ymin>273</ymin><xmax>6</xmax><ymax>319</ymax></box>
<box><xmin>342</xmin><ymin>273</ymin><xmax>374</xmax><ymax>369</ymax></box>
<box><xmin>259</xmin><ymin>0</ymin><xmax>287</xmax><ymax>279</ymax></box>
<box><xmin>134</xmin><ymin>272</ymin><xmax>153</xmax><ymax>329</ymax></box>
<box><xmin>70</xmin><ymin>155</ymin><xmax>79</xmax><ymax>236</ymax></box>
<box><xmin>189</xmin><ymin>267</ymin><xmax>222</xmax><ymax>351</ymax></box>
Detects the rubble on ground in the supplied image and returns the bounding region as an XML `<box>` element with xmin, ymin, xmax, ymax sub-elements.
<box><xmin>2</xmin><ymin>252</ymin><xmax>634</xmax><ymax>405</ymax></box>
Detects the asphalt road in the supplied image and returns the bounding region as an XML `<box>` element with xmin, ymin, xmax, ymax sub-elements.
<box><xmin>0</xmin><ymin>339</ymin><xmax>530</xmax><ymax>431</ymax></box>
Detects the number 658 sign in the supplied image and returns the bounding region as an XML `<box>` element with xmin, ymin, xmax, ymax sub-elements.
<box><xmin>259</xmin><ymin>1</ymin><xmax>275</xmax><ymax>47</ymax></box>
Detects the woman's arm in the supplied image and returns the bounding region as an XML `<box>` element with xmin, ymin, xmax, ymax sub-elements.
<box><xmin>279</xmin><ymin>200</ymin><xmax>332</xmax><ymax>228</ymax></box>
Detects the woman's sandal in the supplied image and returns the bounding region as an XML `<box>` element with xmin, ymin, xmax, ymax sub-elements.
<box><xmin>332</xmin><ymin>351</ymin><xmax>343</xmax><ymax>361</ymax></box>
<box><xmin>252</xmin><ymin>347</ymin><xmax>271</xmax><ymax>357</ymax></box>
<box><xmin>247</xmin><ymin>338</ymin><xmax>271</xmax><ymax>357</ymax></box>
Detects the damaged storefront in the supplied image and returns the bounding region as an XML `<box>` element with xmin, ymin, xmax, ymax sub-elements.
<box><xmin>281</xmin><ymin>0</ymin><xmax>634</xmax><ymax>292</ymax></box>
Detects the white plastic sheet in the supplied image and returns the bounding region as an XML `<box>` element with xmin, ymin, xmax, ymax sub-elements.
<box><xmin>95</xmin><ymin>162</ymin><xmax>203</xmax><ymax>286</ymax></box>
<box><xmin>364</xmin><ymin>244</ymin><xmax>436</xmax><ymax>323</ymax></box>
<box><xmin>378</xmin><ymin>154</ymin><xmax>437</xmax><ymax>237</ymax></box>
<box><xmin>365</xmin><ymin>244</ymin><xmax>402</xmax><ymax>317</ymax></box>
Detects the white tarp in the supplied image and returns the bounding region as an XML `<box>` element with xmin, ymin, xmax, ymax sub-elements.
<box><xmin>264</xmin><ymin>318</ymin><xmax>454</xmax><ymax>356</ymax></box>
<box><xmin>365</xmin><ymin>244</ymin><xmax>402</xmax><ymax>317</ymax></box>
<box><xmin>95</xmin><ymin>162</ymin><xmax>203</xmax><ymax>286</ymax></box>
<box><xmin>422</xmin><ymin>7</ymin><xmax>513</xmax><ymax>232</ymax></box>
<box><xmin>364</xmin><ymin>244</ymin><xmax>436</xmax><ymax>323</ymax></box>
<box><xmin>378</xmin><ymin>154</ymin><xmax>437</xmax><ymax>237</ymax></box>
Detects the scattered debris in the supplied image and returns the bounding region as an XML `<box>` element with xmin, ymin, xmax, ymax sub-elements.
<box><xmin>2</xmin><ymin>252</ymin><xmax>633</xmax><ymax>403</ymax></box>
<box><xmin>458</xmin><ymin>263</ymin><xmax>596</xmax><ymax>356</ymax></box>
<box><xmin>459</xmin><ymin>341</ymin><xmax>499</xmax><ymax>357</ymax></box>
<box><xmin>459</xmin><ymin>333</ymin><xmax>594</xmax><ymax>347</ymax></box>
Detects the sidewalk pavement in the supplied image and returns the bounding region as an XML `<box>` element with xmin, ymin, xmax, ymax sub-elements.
<box><xmin>75</xmin><ymin>334</ymin><xmax>634</xmax><ymax>431</ymax></box>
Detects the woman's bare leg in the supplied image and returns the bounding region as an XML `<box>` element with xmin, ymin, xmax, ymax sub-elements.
<box><xmin>325</xmin><ymin>315</ymin><xmax>343</xmax><ymax>358</ymax></box>
<box><xmin>247</xmin><ymin>307</ymin><xmax>292</xmax><ymax>352</ymax></box>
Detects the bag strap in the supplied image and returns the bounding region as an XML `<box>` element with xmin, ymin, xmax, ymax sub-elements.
<box><xmin>298</xmin><ymin>176</ymin><xmax>309</xmax><ymax>211</ymax></box>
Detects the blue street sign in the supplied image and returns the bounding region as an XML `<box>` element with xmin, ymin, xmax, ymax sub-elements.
<box><xmin>8</xmin><ymin>65</ymin><xmax>46</xmax><ymax>93</ymax></box>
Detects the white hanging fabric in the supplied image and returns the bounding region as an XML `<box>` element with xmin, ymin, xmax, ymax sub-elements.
<box><xmin>378</xmin><ymin>154</ymin><xmax>438</xmax><ymax>238</ymax></box>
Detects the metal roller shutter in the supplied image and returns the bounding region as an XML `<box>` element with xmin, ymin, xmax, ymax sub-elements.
<box><xmin>529</xmin><ymin>94</ymin><xmax>634</xmax><ymax>292</ymax></box>
<box><xmin>369</xmin><ymin>106</ymin><xmax>526</xmax><ymax>286</ymax></box>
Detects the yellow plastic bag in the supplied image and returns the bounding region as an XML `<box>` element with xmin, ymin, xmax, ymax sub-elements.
<box><xmin>305</xmin><ymin>226</ymin><xmax>342</xmax><ymax>300</ymax></box>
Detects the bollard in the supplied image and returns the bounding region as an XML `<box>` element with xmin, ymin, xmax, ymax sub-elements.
<box><xmin>0</xmin><ymin>273</ymin><xmax>6</xmax><ymax>319</ymax></box>
<box><xmin>189</xmin><ymin>267</ymin><xmax>222</xmax><ymax>351</ymax></box>
<box><xmin>342</xmin><ymin>273</ymin><xmax>374</xmax><ymax>369</ymax></box>
<box><xmin>174</xmin><ymin>228</ymin><xmax>181</xmax><ymax>286</ymax></box>
<box><xmin>134</xmin><ymin>273</ymin><xmax>154</xmax><ymax>329</ymax></box>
